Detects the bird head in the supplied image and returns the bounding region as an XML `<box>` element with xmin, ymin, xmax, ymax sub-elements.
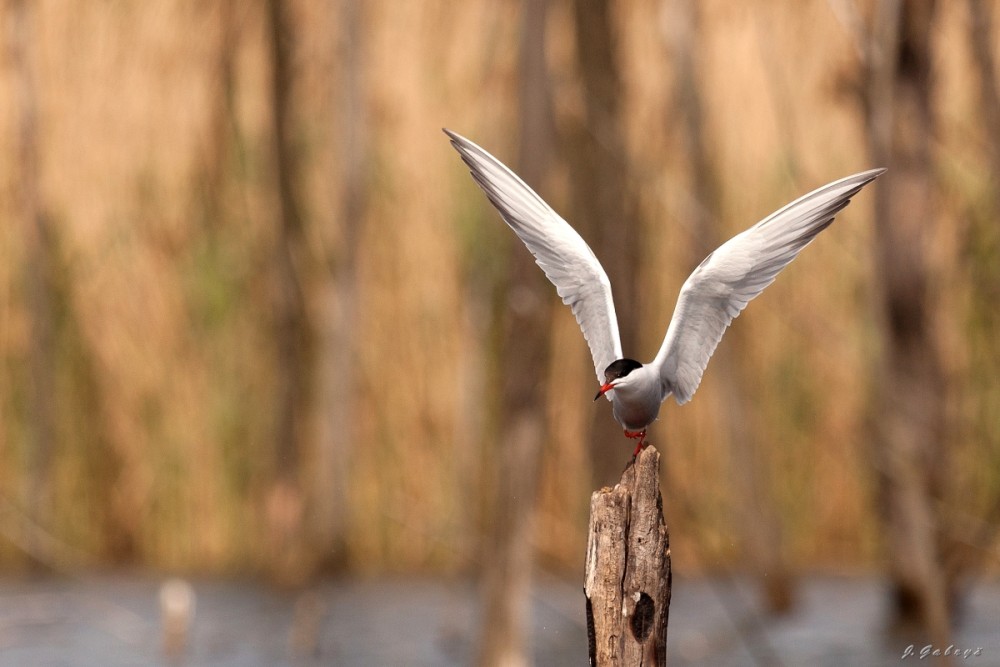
<box><xmin>594</xmin><ymin>358</ymin><xmax>643</xmax><ymax>400</ymax></box>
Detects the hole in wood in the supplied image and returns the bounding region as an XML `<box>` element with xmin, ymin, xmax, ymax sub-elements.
<box><xmin>630</xmin><ymin>591</ymin><xmax>655</xmax><ymax>643</ymax></box>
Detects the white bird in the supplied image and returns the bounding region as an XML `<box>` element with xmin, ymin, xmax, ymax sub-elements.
<box><xmin>445</xmin><ymin>128</ymin><xmax>883</xmax><ymax>458</ymax></box>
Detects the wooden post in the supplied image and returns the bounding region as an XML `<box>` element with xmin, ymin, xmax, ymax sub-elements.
<box><xmin>585</xmin><ymin>446</ymin><xmax>671</xmax><ymax>666</ymax></box>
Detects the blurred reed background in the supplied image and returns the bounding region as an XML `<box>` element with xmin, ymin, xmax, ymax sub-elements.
<box><xmin>0</xmin><ymin>0</ymin><xmax>997</xmax><ymax>626</ymax></box>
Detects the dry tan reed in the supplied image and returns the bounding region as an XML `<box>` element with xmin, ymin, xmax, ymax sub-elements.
<box><xmin>0</xmin><ymin>0</ymin><xmax>996</xmax><ymax>575</ymax></box>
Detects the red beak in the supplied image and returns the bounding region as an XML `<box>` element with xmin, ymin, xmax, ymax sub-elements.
<box><xmin>594</xmin><ymin>382</ymin><xmax>614</xmax><ymax>401</ymax></box>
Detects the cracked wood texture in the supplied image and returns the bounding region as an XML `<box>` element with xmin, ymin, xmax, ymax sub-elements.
<box><xmin>585</xmin><ymin>446</ymin><xmax>671</xmax><ymax>666</ymax></box>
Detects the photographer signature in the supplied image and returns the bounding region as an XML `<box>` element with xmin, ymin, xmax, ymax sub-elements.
<box><xmin>902</xmin><ymin>644</ymin><xmax>984</xmax><ymax>660</ymax></box>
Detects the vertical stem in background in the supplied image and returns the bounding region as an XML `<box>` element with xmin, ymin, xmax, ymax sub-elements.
<box><xmin>203</xmin><ymin>0</ymin><xmax>238</xmax><ymax>230</ymax></box>
<box><xmin>864</xmin><ymin>0</ymin><xmax>953</xmax><ymax>650</ymax></box>
<box><xmin>264</xmin><ymin>0</ymin><xmax>311</xmax><ymax>579</ymax></box>
<box><xmin>663</xmin><ymin>0</ymin><xmax>793</xmax><ymax>614</ymax></box>
<box><xmin>951</xmin><ymin>0</ymin><xmax>1000</xmax><ymax>584</ymax></box>
<box><xmin>8</xmin><ymin>0</ymin><xmax>57</xmax><ymax>559</ymax></box>
<box><xmin>569</xmin><ymin>0</ymin><xmax>642</xmax><ymax>484</ymax></box>
<box><xmin>966</xmin><ymin>0</ymin><xmax>1000</xmax><ymax>186</ymax></box>
<box><xmin>312</xmin><ymin>0</ymin><xmax>366</xmax><ymax>569</ymax></box>
<box><xmin>476</xmin><ymin>1</ymin><xmax>552</xmax><ymax>664</ymax></box>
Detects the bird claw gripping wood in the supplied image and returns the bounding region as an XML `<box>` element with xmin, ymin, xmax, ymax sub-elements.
<box><xmin>625</xmin><ymin>429</ymin><xmax>648</xmax><ymax>460</ymax></box>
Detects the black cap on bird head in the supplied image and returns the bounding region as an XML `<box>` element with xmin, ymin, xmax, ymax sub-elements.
<box><xmin>594</xmin><ymin>358</ymin><xmax>643</xmax><ymax>401</ymax></box>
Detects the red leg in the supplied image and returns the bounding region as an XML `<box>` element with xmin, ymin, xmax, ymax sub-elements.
<box><xmin>624</xmin><ymin>429</ymin><xmax>648</xmax><ymax>458</ymax></box>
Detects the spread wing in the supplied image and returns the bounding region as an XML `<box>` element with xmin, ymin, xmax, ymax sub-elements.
<box><xmin>445</xmin><ymin>129</ymin><xmax>623</xmax><ymax>387</ymax></box>
<box><xmin>653</xmin><ymin>168</ymin><xmax>885</xmax><ymax>404</ymax></box>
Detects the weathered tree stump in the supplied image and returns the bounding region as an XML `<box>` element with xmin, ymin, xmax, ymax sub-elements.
<box><xmin>584</xmin><ymin>446</ymin><xmax>671</xmax><ymax>666</ymax></box>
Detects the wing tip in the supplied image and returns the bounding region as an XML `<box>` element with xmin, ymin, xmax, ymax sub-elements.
<box><xmin>831</xmin><ymin>167</ymin><xmax>886</xmax><ymax>193</ymax></box>
<box><xmin>443</xmin><ymin>127</ymin><xmax>469</xmax><ymax>153</ymax></box>
<box><xmin>828</xmin><ymin>167</ymin><xmax>885</xmax><ymax>205</ymax></box>
<box><xmin>857</xmin><ymin>167</ymin><xmax>887</xmax><ymax>185</ymax></box>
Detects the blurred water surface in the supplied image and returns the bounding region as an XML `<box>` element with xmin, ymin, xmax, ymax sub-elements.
<box><xmin>0</xmin><ymin>573</ymin><xmax>996</xmax><ymax>666</ymax></box>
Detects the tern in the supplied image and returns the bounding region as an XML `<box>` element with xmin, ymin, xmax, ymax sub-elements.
<box><xmin>445</xmin><ymin>128</ymin><xmax>883</xmax><ymax>458</ymax></box>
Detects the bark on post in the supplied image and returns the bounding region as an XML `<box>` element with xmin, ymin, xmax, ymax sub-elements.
<box><xmin>585</xmin><ymin>446</ymin><xmax>671</xmax><ymax>666</ymax></box>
